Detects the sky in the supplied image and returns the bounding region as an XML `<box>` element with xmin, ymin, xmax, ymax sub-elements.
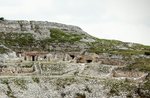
<box><xmin>0</xmin><ymin>0</ymin><xmax>150</xmax><ymax>45</ymax></box>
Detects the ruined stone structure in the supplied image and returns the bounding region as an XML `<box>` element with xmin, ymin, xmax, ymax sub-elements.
<box><xmin>112</xmin><ymin>70</ymin><xmax>145</xmax><ymax>78</ymax></box>
<box><xmin>76</xmin><ymin>53</ymin><xmax>99</xmax><ymax>63</ymax></box>
<box><xmin>0</xmin><ymin>65</ymin><xmax>34</xmax><ymax>75</ymax></box>
<box><xmin>22</xmin><ymin>51</ymin><xmax>49</xmax><ymax>61</ymax></box>
<box><xmin>20</xmin><ymin>51</ymin><xmax>76</xmax><ymax>62</ymax></box>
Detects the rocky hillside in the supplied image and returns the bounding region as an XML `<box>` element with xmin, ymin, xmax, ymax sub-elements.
<box><xmin>0</xmin><ymin>19</ymin><xmax>88</xmax><ymax>39</ymax></box>
<box><xmin>0</xmin><ymin>19</ymin><xmax>93</xmax><ymax>51</ymax></box>
<box><xmin>0</xmin><ymin>19</ymin><xmax>150</xmax><ymax>98</ymax></box>
<box><xmin>0</xmin><ymin>19</ymin><xmax>150</xmax><ymax>71</ymax></box>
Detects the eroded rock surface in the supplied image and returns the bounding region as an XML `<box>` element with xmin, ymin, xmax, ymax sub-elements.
<box><xmin>0</xmin><ymin>20</ymin><xmax>86</xmax><ymax>39</ymax></box>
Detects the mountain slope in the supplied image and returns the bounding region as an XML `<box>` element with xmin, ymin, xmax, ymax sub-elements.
<box><xmin>0</xmin><ymin>20</ymin><xmax>150</xmax><ymax>71</ymax></box>
<box><xmin>0</xmin><ymin>19</ymin><xmax>150</xmax><ymax>98</ymax></box>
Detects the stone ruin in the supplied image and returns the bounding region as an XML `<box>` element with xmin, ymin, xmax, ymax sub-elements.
<box><xmin>16</xmin><ymin>51</ymin><xmax>101</xmax><ymax>63</ymax></box>
<box><xmin>0</xmin><ymin>63</ymin><xmax>35</xmax><ymax>75</ymax></box>
<box><xmin>112</xmin><ymin>69</ymin><xmax>145</xmax><ymax>78</ymax></box>
<box><xmin>21</xmin><ymin>51</ymin><xmax>49</xmax><ymax>61</ymax></box>
<box><xmin>76</xmin><ymin>53</ymin><xmax>99</xmax><ymax>63</ymax></box>
<box><xmin>109</xmin><ymin>68</ymin><xmax>148</xmax><ymax>81</ymax></box>
<box><xmin>0</xmin><ymin>50</ymin><xmax>131</xmax><ymax>76</ymax></box>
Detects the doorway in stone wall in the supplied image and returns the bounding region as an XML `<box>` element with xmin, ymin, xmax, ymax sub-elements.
<box><xmin>86</xmin><ymin>60</ymin><xmax>92</xmax><ymax>63</ymax></box>
<box><xmin>32</xmin><ymin>56</ymin><xmax>35</xmax><ymax>61</ymax></box>
<box><xmin>70</xmin><ymin>54</ymin><xmax>75</xmax><ymax>59</ymax></box>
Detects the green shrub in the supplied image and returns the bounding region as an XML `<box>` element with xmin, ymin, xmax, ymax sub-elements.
<box><xmin>1</xmin><ymin>79</ymin><xmax>9</xmax><ymax>84</ymax></box>
<box><xmin>32</xmin><ymin>77</ymin><xmax>40</xmax><ymax>83</ymax></box>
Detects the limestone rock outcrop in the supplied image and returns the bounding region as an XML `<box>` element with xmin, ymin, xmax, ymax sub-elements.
<box><xmin>0</xmin><ymin>20</ymin><xmax>86</xmax><ymax>39</ymax></box>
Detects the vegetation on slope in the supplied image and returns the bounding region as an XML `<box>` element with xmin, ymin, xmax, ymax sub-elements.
<box><xmin>0</xmin><ymin>28</ymin><xmax>150</xmax><ymax>72</ymax></box>
<box><xmin>88</xmin><ymin>38</ymin><xmax>150</xmax><ymax>57</ymax></box>
<box><xmin>50</xmin><ymin>28</ymin><xmax>83</xmax><ymax>43</ymax></box>
<box><xmin>87</xmin><ymin>39</ymin><xmax>122</xmax><ymax>53</ymax></box>
<box><xmin>0</xmin><ymin>32</ymin><xmax>35</xmax><ymax>51</ymax></box>
<box><xmin>104</xmin><ymin>79</ymin><xmax>137</xmax><ymax>97</ymax></box>
<box><xmin>0</xmin><ymin>47</ymin><xmax>9</xmax><ymax>53</ymax></box>
<box><xmin>125</xmin><ymin>58</ymin><xmax>150</xmax><ymax>72</ymax></box>
<box><xmin>0</xmin><ymin>28</ymin><xmax>84</xmax><ymax>51</ymax></box>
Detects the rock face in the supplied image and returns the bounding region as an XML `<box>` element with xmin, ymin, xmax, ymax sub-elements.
<box><xmin>0</xmin><ymin>20</ymin><xmax>86</xmax><ymax>39</ymax></box>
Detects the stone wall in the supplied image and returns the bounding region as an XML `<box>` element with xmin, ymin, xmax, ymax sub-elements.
<box><xmin>112</xmin><ymin>70</ymin><xmax>145</xmax><ymax>78</ymax></box>
<box><xmin>0</xmin><ymin>66</ymin><xmax>34</xmax><ymax>75</ymax></box>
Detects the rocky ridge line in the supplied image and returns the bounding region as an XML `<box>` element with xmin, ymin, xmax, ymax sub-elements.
<box><xmin>0</xmin><ymin>20</ymin><xmax>87</xmax><ymax>39</ymax></box>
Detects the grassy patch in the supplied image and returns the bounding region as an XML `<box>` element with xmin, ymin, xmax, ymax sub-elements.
<box><xmin>87</xmin><ymin>39</ymin><xmax>122</xmax><ymax>54</ymax></box>
<box><xmin>139</xmin><ymin>79</ymin><xmax>150</xmax><ymax>97</ymax></box>
<box><xmin>125</xmin><ymin>58</ymin><xmax>150</xmax><ymax>72</ymax></box>
<box><xmin>21</xmin><ymin>62</ymin><xmax>33</xmax><ymax>68</ymax></box>
<box><xmin>1</xmin><ymin>79</ymin><xmax>16</xmax><ymax>98</ymax></box>
<box><xmin>87</xmin><ymin>38</ymin><xmax>150</xmax><ymax>58</ymax></box>
<box><xmin>0</xmin><ymin>28</ymin><xmax>84</xmax><ymax>52</ymax></box>
<box><xmin>55</xmin><ymin>77</ymin><xmax>76</xmax><ymax>87</ymax></box>
<box><xmin>41</xmin><ymin>62</ymin><xmax>66</xmax><ymax>72</ymax></box>
<box><xmin>0</xmin><ymin>47</ymin><xmax>9</xmax><ymax>54</ymax></box>
<box><xmin>1</xmin><ymin>79</ymin><xmax>9</xmax><ymax>84</ymax></box>
<box><xmin>0</xmin><ymin>32</ymin><xmax>34</xmax><ymax>46</ymax></box>
<box><xmin>110</xmin><ymin>49</ymin><xmax>144</xmax><ymax>56</ymax></box>
<box><xmin>104</xmin><ymin>79</ymin><xmax>136</xmax><ymax>97</ymax></box>
<box><xmin>0</xmin><ymin>32</ymin><xmax>37</xmax><ymax>51</ymax></box>
<box><xmin>50</xmin><ymin>28</ymin><xmax>82</xmax><ymax>43</ymax></box>
<box><xmin>14</xmin><ymin>79</ymin><xmax>27</xmax><ymax>90</ymax></box>
<box><xmin>32</xmin><ymin>77</ymin><xmax>40</xmax><ymax>83</ymax></box>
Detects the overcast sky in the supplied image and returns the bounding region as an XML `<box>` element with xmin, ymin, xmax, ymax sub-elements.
<box><xmin>0</xmin><ymin>0</ymin><xmax>150</xmax><ymax>45</ymax></box>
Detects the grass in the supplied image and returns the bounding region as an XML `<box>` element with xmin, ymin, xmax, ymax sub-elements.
<box><xmin>0</xmin><ymin>32</ymin><xmax>34</xmax><ymax>46</ymax></box>
<box><xmin>0</xmin><ymin>47</ymin><xmax>9</xmax><ymax>53</ymax></box>
<box><xmin>103</xmin><ymin>79</ymin><xmax>137</xmax><ymax>97</ymax></box>
<box><xmin>109</xmin><ymin>49</ymin><xmax>144</xmax><ymax>56</ymax></box>
<box><xmin>32</xmin><ymin>77</ymin><xmax>40</xmax><ymax>83</ymax></box>
<box><xmin>55</xmin><ymin>77</ymin><xmax>77</xmax><ymax>87</ymax></box>
<box><xmin>87</xmin><ymin>38</ymin><xmax>150</xmax><ymax>59</ymax></box>
<box><xmin>0</xmin><ymin>32</ymin><xmax>36</xmax><ymax>51</ymax></box>
<box><xmin>0</xmin><ymin>28</ymin><xmax>84</xmax><ymax>52</ymax></box>
<box><xmin>14</xmin><ymin>79</ymin><xmax>27</xmax><ymax>90</ymax></box>
<box><xmin>87</xmin><ymin>38</ymin><xmax>123</xmax><ymax>54</ymax></box>
<box><xmin>125</xmin><ymin>58</ymin><xmax>150</xmax><ymax>72</ymax></box>
<box><xmin>21</xmin><ymin>62</ymin><xmax>33</xmax><ymax>68</ymax></box>
<box><xmin>139</xmin><ymin>79</ymin><xmax>150</xmax><ymax>97</ymax></box>
<box><xmin>1</xmin><ymin>79</ymin><xmax>9</xmax><ymax>84</ymax></box>
<box><xmin>50</xmin><ymin>28</ymin><xmax>83</xmax><ymax>43</ymax></box>
<box><xmin>1</xmin><ymin>79</ymin><xmax>16</xmax><ymax>98</ymax></box>
<box><xmin>41</xmin><ymin>62</ymin><xmax>66</xmax><ymax>74</ymax></box>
